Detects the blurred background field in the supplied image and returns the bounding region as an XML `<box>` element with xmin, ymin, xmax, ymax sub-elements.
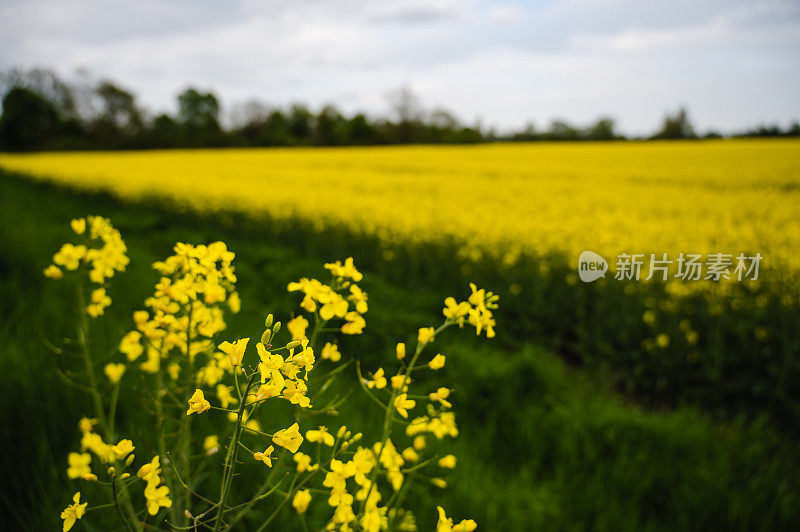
<box><xmin>1</xmin><ymin>138</ymin><xmax>799</xmax><ymax>529</ymax></box>
<box><xmin>1</xmin><ymin>140</ymin><xmax>799</xmax><ymax>430</ymax></box>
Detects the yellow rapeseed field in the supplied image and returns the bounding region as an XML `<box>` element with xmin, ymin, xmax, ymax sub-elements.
<box><xmin>1</xmin><ymin>139</ymin><xmax>799</xmax><ymax>271</ymax></box>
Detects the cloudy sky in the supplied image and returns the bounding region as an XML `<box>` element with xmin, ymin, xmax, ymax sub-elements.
<box><xmin>2</xmin><ymin>0</ymin><xmax>799</xmax><ymax>134</ymax></box>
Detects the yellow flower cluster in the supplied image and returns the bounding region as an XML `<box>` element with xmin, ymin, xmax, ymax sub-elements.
<box><xmin>119</xmin><ymin>241</ymin><xmax>239</xmax><ymax>377</ymax></box>
<box><xmin>60</xmin><ymin>492</ymin><xmax>87</xmax><ymax>532</ymax></box>
<box><xmin>288</xmin><ymin>257</ymin><xmax>368</xmax><ymax>335</ymax></box>
<box><xmin>443</xmin><ymin>283</ymin><xmax>499</xmax><ymax>338</ymax></box>
<box><xmin>137</xmin><ymin>455</ymin><xmax>173</xmax><ymax>515</ymax></box>
<box><xmin>51</xmin><ymin>232</ymin><xmax>486</xmax><ymax>530</ymax></box>
<box><xmin>44</xmin><ymin>216</ymin><xmax>129</xmax><ymax>317</ymax></box>
<box><xmin>61</xmin><ymin>417</ymin><xmax>162</xmax><ymax>530</ymax></box>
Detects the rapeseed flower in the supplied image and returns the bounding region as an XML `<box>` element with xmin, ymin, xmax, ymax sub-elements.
<box><xmin>66</xmin><ymin>453</ymin><xmax>92</xmax><ymax>479</ymax></box>
<box><xmin>293</xmin><ymin>489</ymin><xmax>312</xmax><ymax>514</ymax></box>
<box><xmin>187</xmin><ymin>389</ymin><xmax>211</xmax><ymax>415</ymax></box>
<box><xmin>60</xmin><ymin>492</ymin><xmax>87</xmax><ymax>532</ymax></box>
<box><xmin>253</xmin><ymin>445</ymin><xmax>275</xmax><ymax>467</ymax></box>
<box><xmin>394</xmin><ymin>394</ymin><xmax>416</xmax><ymax>418</ymax></box>
<box><xmin>273</xmin><ymin>423</ymin><xmax>303</xmax><ymax>453</ymax></box>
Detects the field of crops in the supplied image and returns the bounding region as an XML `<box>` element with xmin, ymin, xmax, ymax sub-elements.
<box><xmin>1</xmin><ymin>140</ymin><xmax>800</xmax><ymax>531</ymax></box>
<box><xmin>2</xmin><ymin>140</ymin><xmax>799</xmax><ymax>423</ymax></box>
<box><xmin>1</xmin><ymin>139</ymin><xmax>798</xmax><ymax>270</ymax></box>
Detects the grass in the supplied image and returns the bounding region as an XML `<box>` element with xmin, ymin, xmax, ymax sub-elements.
<box><xmin>0</xmin><ymin>171</ymin><xmax>798</xmax><ymax>530</ymax></box>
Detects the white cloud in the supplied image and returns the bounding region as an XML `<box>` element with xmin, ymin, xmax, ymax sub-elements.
<box><xmin>1</xmin><ymin>0</ymin><xmax>799</xmax><ymax>134</ymax></box>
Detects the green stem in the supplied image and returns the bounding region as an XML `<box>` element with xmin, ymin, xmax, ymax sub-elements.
<box><xmin>213</xmin><ymin>373</ymin><xmax>258</xmax><ymax>532</ymax></box>
<box><xmin>76</xmin><ymin>281</ymin><xmax>109</xmax><ymax>437</ymax></box>
<box><xmin>358</xmin><ymin>321</ymin><xmax>451</xmax><ymax>515</ymax></box>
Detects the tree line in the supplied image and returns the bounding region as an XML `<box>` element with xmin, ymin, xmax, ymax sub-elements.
<box><xmin>0</xmin><ymin>68</ymin><xmax>797</xmax><ymax>151</ymax></box>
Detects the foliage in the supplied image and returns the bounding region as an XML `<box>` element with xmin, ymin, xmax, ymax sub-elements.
<box><xmin>1</xmin><ymin>174</ymin><xmax>799</xmax><ymax>530</ymax></box>
<box><xmin>43</xmin><ymin>212</ymin><xmax>495</xmax><ymax>531</ymax></box>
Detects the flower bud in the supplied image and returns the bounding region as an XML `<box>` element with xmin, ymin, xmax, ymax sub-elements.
<box><xmin>125</xmin><ymin>454</ymin><xmax>135</xmax><ymax>466</ymax></box>
<box><xmin>264</xmin><ymin>314</ymin><xmax>274</xmax><ymax>328</ymax></box>
<box><xmin>121</xmin><ymin>473</ymin><xmax>130</xmax><ymax>480</ymax></box>
<box><xmin>107</xmin><ymin>466</ymin><xmax>115</xmax><ymax>476</ymax></box>
<box><xmin>272</xmin><ymin>321</ymin><xmax>281</xmax><ymax>333</ymax></box>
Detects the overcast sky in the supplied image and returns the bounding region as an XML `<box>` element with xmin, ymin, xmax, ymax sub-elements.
<box><xmin>2</xmin><ymin>0</ymin><xmax>799</xmax><ymax>134</ymax></box>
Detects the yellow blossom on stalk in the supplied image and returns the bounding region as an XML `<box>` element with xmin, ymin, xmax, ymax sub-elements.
<box><xmin>227</xmin><ymin>291</ymin><xmax>241</xmax><ymax>313</ymax></box>
<box><xmin>349</xmin><ymin>284</ymin><xmax>369</xmax><ymax>313</ymax></box>
<box><xmin>80</xmin><ymin>431</ymin><xmax>115</xmax><ymax>463</ymax></box>
<box><xmin>166</xmin><ymin>362</ymin><xmax>180</xmax><ymax>380</ymax></box>
<box><xmin>78</xmin><ymin>418</ymin><xmax>97</xmax><ymax>433</ymax></box>
<box><xmin>46</xmin><ymin>216</ymin><xmax>129</xmax><ymax>287</ymax></box>
<box><xmin>87</xmin><ymin>287</ymin><xmax>112</xmax><ymax>317</ymax></box>
<box><xmin>119</xmin><ymin>330</ymin><xmax>143</xmax><ymax>361</ymax></box>
<box><xmin>429</xmin><ymin>387</ymin><xmax>452</xmax><ymax>408</ymax></box>
<box><xmin>218</xmin><ymin>338</ymin><xmax>249</xmax><ymax>366</ymax></box>
<box><xmin>361</xmin><ymin>507</ymin><xmax>383</xmax><ymax>532</ymax></box>
<box><xmin>53</xmin><ymin>243</ymin><xmax>87</xmax><ymax>271</ymax></box>
<box><xmin>283</xmin><ymin>379</ymin><xmax>311</xmax><ymax>408</ymax></box>
<box><xmin>144</xmin><ymin>478</ymin><xmax>172</xmax><ymax>515</ymax></box>
<box><xmin>324</xmin><ymin>257</ymin><xmax>363</xmax><ymax>282</ymax></box>
<box><xmin>289</xmin><ymin>340</ymin><xmax>315</xmax><ymax>377</ymax></box>
<box><xmin>273</xmin><ymin>422</ymin><xmax>304</xmax><ymax>453</ymax></box>
<box><xmin>391</xmin><ymin>374</ymin><xmax>409</xmax><ymax>391</ymax></box>
<box><xmin>396</xmin><ymin>342</ymin><xmax>406</xmax><ymax>360</ymax></box>
<box><xmin>70</xmin><ymin>218</ymin><xmax>86</xmax><ymax>235</ymax></box>
<box><xmin>393</xmin><ymin>393</ymin><xmax>416</xmax><ymax>418</ymax></box>
<box><xmin>66</xmin><ymin>453</ymin><xmax>92</xmax><ymax>479</ymax></box>
<box><xmin>321</xmin><ymin>342</ymin><xmax>341</xmax><ymax>362</ymax></box>
<box><xmin>186</xmin><ymin>389</ymin><xmax>211</xmax><ymax>415</ymax></box>
<box><xmin>112</xmin><ymin>439</ymin><xmax>135</xmax><ymax>459</ymax></box>
<box><xmin>341</xmin><ymin>311</ymin><xmax>366</xmax><ymax>334</ymax></box>
<box><xmin>287</xmin><ymin>315</ymin><xmax>309</xmax><ymax>341</ymax></box>
<box><xmin>44</xmin><ymin>264</ymin><xmax>63</xmax><ymax>279</ymax></box>
<box><xmin>60</xmin><ymin>492</ymin><xmax>87</xmax><ymax>532</ymax></box>
<box><xmin>216</xmin><ymin>384</ymin><xmax>237</xmax><ymax>409</ymax></box>
<box><xmin>294</xmin><ymin>452</ymin><xmax>319</xmax><ymax>472</ymax></box>
<box><xmin>137</xmin><ymin>455</ymin><xmax>161</xmax><ymax>482</ymax></box>
<box><xmin>203</xmin><ymin>435</ymin><xmax>219</xmax><ymax>455</ymax></box>
<box><xmin>319</xmin><ymin>292</ymin><xmax>348</xmax><ymax>321</ymax></box>
<box><xmin>429</xmin><ymin>353</ymin><xmax>446</xmax><ymax>370</ymax></box>
<box><xmin>323</xmin><ymin>459</ymin><xmax>355</xmax><ymax>505</ymax></box>
<box><xmin>436</xmin><ymin>506</ymin><xmax>477</xmax><ymax>532</ymax></box>
<box><xmin>466</xmin><ymin>283</ymin><xmax>499</xmax><ymax>338</ymax></box>
<box><xmin>307</xmin><ymin>426</ymin><xmax>335</xmax><ymax>446</ymax></box>
<box><xmin>407</xmin><ymin>411</ymin><xmax>459</xmax><ymax>439</ymax></box>
<box><xmin>443</xmin><ymin>297</ymin><xmax>471</xmax><ymax>325</ymax></box>
<box><xmin>439</xmin><ymin>455</ymin><xmax>457</xmax><ymax>469</ymax></box>
<box><xmin>418</xmin><ymin>327</ymin><xmax>435</xmax><ymax>345</ymax></box>
<box><xmin>367</xmin><ymin>368</ymin><xmax>387</xmax><ymax>389</ymax></box>
<box><xmin>413</xmin><ymin>435</ymin><xmax>427</xmax><ymax>450</ymax></box>
<box><xmin>293</xmin><ymin>489</ymin><xmax>312</xmax><ymax>514</ymax></box>
<box><xmin>103</xmin><ymin>362</ymin><xmax>126</xmax><ymax>383</ymax></box>
<box><xmin>432</xmin><ymin>478</ymin><xmax>448</xmax><ymax>489</ymax></box>
<box><xmin>253</xmin><ymin>445</ymin><xmax>275</xmax><ymax>467</ymax></box>
<box><xmin>402</xmin><ymin>447</ymin><xmax>419</xmax><ymax>462</ymax></box>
